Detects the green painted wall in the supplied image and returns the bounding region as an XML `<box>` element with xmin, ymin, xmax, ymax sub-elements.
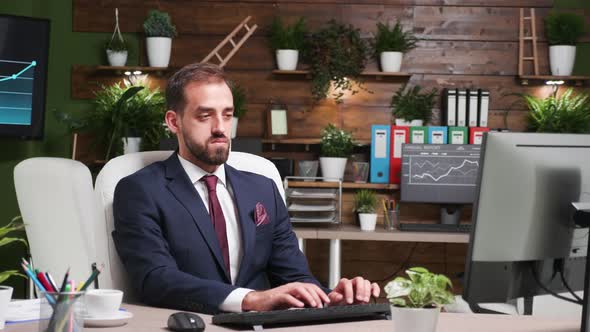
<box><xmin>0</xmin><ymin>0</ymin><xmax>587</xmax><ymax>298</ymax></box>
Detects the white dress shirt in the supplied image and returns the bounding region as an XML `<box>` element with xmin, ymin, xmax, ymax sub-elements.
<box><xmin>177</xmin><ymin>154</ymin><xmax>253</xmax><ymax>312</ymax></box>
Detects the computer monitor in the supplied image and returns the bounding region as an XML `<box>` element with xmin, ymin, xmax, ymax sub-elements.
<box><xmin>400</xmin><ymin>144</ymin><xmax>481</xmax><ymax>224</ymax></box>
<box><xmin>464</xmin><ymin>132</ymin><xmax>590</xmax><ymax>330</ymax></box>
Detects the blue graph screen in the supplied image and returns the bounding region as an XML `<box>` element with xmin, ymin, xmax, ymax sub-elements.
<box><xmin>0</xmin><ymin>15</ymin><xmax>49</xmax><ymax>138</ymax></box>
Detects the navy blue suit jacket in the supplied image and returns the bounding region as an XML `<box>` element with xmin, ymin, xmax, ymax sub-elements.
<box><xmin>112</xmin><ymin>154</ymin><xmax>323</xmax><ymax>314</ymax></box>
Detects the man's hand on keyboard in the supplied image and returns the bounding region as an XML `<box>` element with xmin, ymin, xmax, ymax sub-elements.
<box><xmin>241</xmin><ymin>282</ymin><xmax>331</xmax><ymax>311</ymax></box>
<box><xmin>328</xmin><ymin>277</ymin><xmax>380</xmax><ymax>305</ymax></box>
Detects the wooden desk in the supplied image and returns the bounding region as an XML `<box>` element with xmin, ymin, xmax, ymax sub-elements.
<box><xmin>294</xmin><ymin>225</ymin><xmax>469</xmax><ymax>287</ymax></box>
<box><xmin>5</xmin><ymin>303</ymin><xmax>579</xmax><ymax>331</ymax></box>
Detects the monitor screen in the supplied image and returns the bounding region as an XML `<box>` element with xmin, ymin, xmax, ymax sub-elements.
<box><xmin>0</xmin><ymin>14</ymin><xmax>50</xmax><ymax>139</ymax></box>
<box><xmin>464</xmin><ymin>132</ymin><xmax>590</xmax><ymax>311</ymax></box>
<box><xmin>400</xmin><ymin>144</ymin><xmax>481</xmax><ymax>204</ymax></box>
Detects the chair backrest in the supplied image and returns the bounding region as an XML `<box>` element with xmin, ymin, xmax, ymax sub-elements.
<box><xmin>14</xmin><ymin>157</ymin><xmax>101</xmax><ymax>285</ymax></box>
<box><xmin>94</xmin><ymin>150</ymin><xmax>285</xmax><ymax>299</ymax></box>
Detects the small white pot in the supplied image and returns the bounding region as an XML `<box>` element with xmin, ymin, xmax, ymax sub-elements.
<box><xmin>390</xmin><ymin>305</ymin><xmax>441</xmax><ymax>332</ymax></box>
<box><xmin>319</xmin><ymin>157</ymin><xmax>347</xmax><ymax>182</ymax></box>
<box><xmin>106</xmin><ymin>50</ymin><xmax>128</xmax><ymax>66</ymax></box>
<box><xmin>380</xmin><ymin>51</ymin><xmax>403</xmax><ymax>72</ymax></box>
<box><xmin>231</xmin><ymin>117</ymin><xmax>238</xmax><ymax>139</ymax></box>
<box><xmin>359</xmin><ymin>213</ymin><xmax>377</xmax><ymax>231</ymax></box>
<box><xmin>549</xmin><ymin>45</ymin><xmax>576</xmax><ymax>76</ymax></box>
<box><xmin>146</xmin><ymin>37</ymin><xmax>172</xmax><ymax>67</ymax></box>
<box><xmin>0</xmin><ymin>286</ymin><xmax>13</xmax><ymax>330</ymax></box>
<box><xmin>395</xmin><ymin>118</ymin><xmax>424</xmax><ymax>127</ymax></box>
<box><xmin>276</xmin><ymin>50</ymin><xmax>299</xmax><ymax>70</ymax></box>
<box><xmin>122</xmin><ymin>137</ymin><xmax>142</xmax><ymax>154</ymax></box>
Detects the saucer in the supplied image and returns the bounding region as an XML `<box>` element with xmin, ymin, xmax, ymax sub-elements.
<box><xmin>83</xmin><ymin>310</ymin><xmax>133</xmax><ymax>327</ymax></box>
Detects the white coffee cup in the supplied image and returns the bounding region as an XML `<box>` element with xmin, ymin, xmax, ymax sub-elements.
<box><xmin>84</xmin><ymin>289</ymin><xmax>123</xmax><ymax>317</ymax></box>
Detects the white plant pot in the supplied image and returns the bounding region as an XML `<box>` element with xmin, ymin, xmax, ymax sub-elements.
<box><xmin>395</xmin><ymin>118</ymin><xmax>424</xmax><ymax>127</ymax></box>
<box><xmin>359</xmin><ymin>213</ymin><xmax>377</xmax><ymax>231</ymax></box>
<box><xmin>319</xmin><ymin>157</ymin><xmax>347</xmax><ymax>182</ymax></box>
<box><xmin>146</xmin><ymin>37</ymin><xmax>172</xmax><ymax>67</ymax></box>
<box><xmin>380</xmin><ymin>51</ymin><xmax>403</xmax><ymax>72</ymax></box>
<box><xmin>390</xmin><ymin>305</ymin><xmax>441</xmax><ymax>332</ymax></box>
<box><xmin>0</xmin><ymin>286</ymin><xmax>13</xmax><ymax>330</ymax></box>
<box><xmin>276</xmin><ymin>50</ymin><xmax>299</xmax><ymax>70</ymax></box>
<box><xmin>106</xmin><ymin>50</ymin><xmax>128</xmax><ymax>66</ymax></box>
<box><xmin>549</xmin><ymin>45</ymin><xmax>576</xmax><ymax>76</ymax></box>
<box><xmin>122</xmin><ymin>137</ymin><xmax>142</xmax><ymax>154</ymax></box>
<box><xmin>231</xmin><ymin>117</ymin><xmax>238</xmax><ymax>139</ymax></box>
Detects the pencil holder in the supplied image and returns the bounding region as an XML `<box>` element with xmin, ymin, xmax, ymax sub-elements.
<box><xmin>39</xmin><ymin>291</ymin><xmax>85</xmax><ymax>332</ymax></box>
<box><xmin>384</xmin><ymin>210</ymin><xmax>399</xmax><ymax>230</ymax></box>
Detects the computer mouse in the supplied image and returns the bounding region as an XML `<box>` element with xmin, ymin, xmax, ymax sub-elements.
<box><xmin>167</xmin><ymin>312</ymin><xmax>205</xmax><ymax>332</ymax></box>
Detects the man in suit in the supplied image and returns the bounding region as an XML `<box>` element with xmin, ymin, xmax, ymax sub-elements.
<box><xmin>113</xmin><ymin>63</ymin><xmax>380</xmax><ymax>314</ymax></box>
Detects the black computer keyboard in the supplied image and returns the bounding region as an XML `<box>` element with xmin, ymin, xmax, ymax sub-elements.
<box><xmin>398</xmin><ymin>223</ymin><xmax>471</xmax><ymax>233</ymax></box>
<box><xmin>212</xmin><ymin>303</ymin><xmax>391</xmax><ymax>328</ymax></box>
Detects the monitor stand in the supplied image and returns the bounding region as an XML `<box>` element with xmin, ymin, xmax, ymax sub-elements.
<box><xmin>440</xmin><ymin>204</ymin><xmax>463</xmax><ymax>225</ymax></box>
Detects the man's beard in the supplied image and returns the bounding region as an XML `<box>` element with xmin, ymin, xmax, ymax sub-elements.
<box><xmin>183</xmin><ymin>131</ymin><xmax>230</xmax><ymax>166</ymax></box>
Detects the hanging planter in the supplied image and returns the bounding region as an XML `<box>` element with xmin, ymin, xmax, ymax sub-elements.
<box><xmin>105</xmin><ymin>8</ymin><xmax>128</xmax><ymax>67</ymax></box>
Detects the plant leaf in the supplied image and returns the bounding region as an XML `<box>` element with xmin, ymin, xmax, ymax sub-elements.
<box><xmin>0</xmin><ymin>270</ymin><xmax>26</xmax><ymax>284</ymax></box>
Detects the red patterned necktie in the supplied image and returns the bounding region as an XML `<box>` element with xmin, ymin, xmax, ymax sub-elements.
<box><xmin>201</xmin><ymin>175</ymin><xmax>230</xmax><ymax>276</ymax></box>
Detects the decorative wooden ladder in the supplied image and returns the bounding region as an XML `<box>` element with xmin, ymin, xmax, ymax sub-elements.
<box><xmin>201</xmin><ymin>16</ymin><xmax>258</xmax><ymax>68</ymax></box>
<box><xmin>518</xmin><ymin>8</ymin><xmax>539</xmax><ymax>78</ymax></box>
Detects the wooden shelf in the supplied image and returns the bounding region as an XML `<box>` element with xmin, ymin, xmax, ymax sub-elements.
<box><xmin>287</xmin><ymin>180</ymin><xmax>399</xmax><ymax>190</ymax></box>
<box><xmin>94</xmin><ymin>66</ymin><xmax>179</xmax><ymax>75</ymax></box>
<box><xmin>272</xmin><ymin>70</ymin><xmax>411</xmax><ymax>80</ymax></box>
<box><xmin>262</xmin><ymin>138</ymin><xmax>371</xmax><ymax>146</ymax></box>
<box><xmin>518</xmin><ymin>75</ymin><xmax>590</xmax><ymax>86</ymax></box>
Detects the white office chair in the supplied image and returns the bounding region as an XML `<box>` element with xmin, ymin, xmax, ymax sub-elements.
<box><xmin>13</xmin><ymin>157</ymin><xmax>102</xmax><ymax>291</ymax></box>
<box><xmin>94</xmin><ymin>150</ymin><xmax>285</xmax><ymax>301</ymax></box>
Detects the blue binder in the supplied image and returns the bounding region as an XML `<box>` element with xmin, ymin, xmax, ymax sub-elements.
<box><xmin>370</xmin><ymin>125</ymin><xmax>390</xmax><ymax>183</ymax></box>
<box><xmin>428</xmin><ymin>126</ymin><xmax>448</xmax><ymax>144</ymax></box>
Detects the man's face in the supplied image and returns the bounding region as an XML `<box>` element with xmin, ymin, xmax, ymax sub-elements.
<box><xmin>165</xmin><ymin>80</ymin><xmax>234</xmax><ymax>172</ymax></box>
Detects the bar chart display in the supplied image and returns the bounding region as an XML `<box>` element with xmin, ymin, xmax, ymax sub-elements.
<box><xmin>401</xmin><ymin>144</ymin><xmax>481</xmax><ymax>204</ymax></box>
<box><xmin>0</xmin><ymin>60</ymin><xmax>37</xmax><ymax>125</ymax></box>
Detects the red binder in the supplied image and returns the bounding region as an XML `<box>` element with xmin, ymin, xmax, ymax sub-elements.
<box><xmin>469</xmin><ymin>127</ymin><xmax>490</xmax><ymax>145</ymax></box>
<box><xmin>389</xmin><ymin>126</ymin><xmax>410</xmax><ymax>184</ymax></box>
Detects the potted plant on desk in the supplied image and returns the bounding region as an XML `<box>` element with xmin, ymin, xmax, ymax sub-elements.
<box><xmin>354</xmin><ymin>189</ymin><xmax>378</xmax><ymax>231</ymax></box>
<box><xmin>391</xmin><ymin>84</ymin><xmax>437</xmax><ymax>126</ymax></box>
<box><xmin>385</xmin><ymin>267</ymin><xmax>454</xmax><ymax>332</ymax></box>
<box><xmin>0</xmin><ymin>217</ymin><xmax>27</xmax><ymax>330</ymax></box>
<box><xmin>319</xmin><ymin>124</ymin><xmax>354</xmax><ymax>182</ymax></box>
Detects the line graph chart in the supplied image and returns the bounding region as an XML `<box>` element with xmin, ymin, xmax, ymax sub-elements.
<box><xmin>0</xmin><ymin>59</ymin><xmax>37</xmax><ymax>125</ymax></box>
<box><xmin>401</xmin><ymin>144</ymin><xmax>482</xmax><ymax>204</ymax></box>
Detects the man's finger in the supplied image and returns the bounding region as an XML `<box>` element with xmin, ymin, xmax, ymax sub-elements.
<box><xmin>364</xmin><ymin>279</ymin><xmax>371</xmax><ymax>302</ymax></box>
<box><xmin>343</xmin><ymin>278</ymin><xmax>354</xmax><ymax>304</ymax></box>
<box><xmin>371</xmin><ymin>283</ymin><xmax>381</xmax><ymax>298</ymax></box>
<box><xmin>280</xmin><ymin>293</ymin><xmax>305</xmax><ymax>308</ymax></box>
<box><xmin>353</xmin><ymin>277</ymin><xmax>366</xmax><ymax>302</ymax></box>
<box><xmin>292</xmin><ymin>286</ymin><xmax>317</xmax><ymax>307</ymax></box>
<box><xmin>307</xmin><ymin>284</ymin><xmax>330</xmax><ymax>304</ymax></box>
<box><xmin>303</xmin><ymin>285</ymin><xmax>324</xmax><ymax>308</ymax></box>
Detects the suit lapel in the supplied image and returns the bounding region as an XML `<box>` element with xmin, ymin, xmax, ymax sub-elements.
<box><xmin>164</xmin><ymin>154</ymin><xmax>230</xmax><ymax>282</ymax></box>
<box><xmin>225</xmin><ymin>165</ymin><xmax>256</xmax><ymax>286</ymax></box>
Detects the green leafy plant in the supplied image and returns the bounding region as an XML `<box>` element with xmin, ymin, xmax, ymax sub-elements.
<box><xmin>0</xmin><ymin>216</ymin><xmax>27</xmax><ymax>284</ymax></box>
<box><xmin>269</xmin><ymin>17</ymin><xmax>307</xmax><ymax>51</ymax></box>
<box><xmin>231</xmin><ymin>83</ymin><xmax>248</xmax><ymax>119</ymax></box>
<box><xmin>143</xmin><ymin>10</ymin><xmax>177</xmax><ymax>38</ymax></box>
<box><xmin>320</xmin><ymin>124</ymin><xmax>354</xmax><ymax>158</ymax></box>
<box><xmin>544</xmin><ymin>12</ymin><xmax>585</xmax><ymax>46</ymax></box>
<box><xmin>306</xmin><ymin>20</ymin><xmax>370</xmax><ymax>103</ymax></box>
<box><xmin>384</xmin><ymin>267</ymin><xmax>454</xmax><ymax>308</ymax></box>
<box><xmin>524</xmin><ymin>88</ymin><xmax>590</xmax><ymax>133</ymax></box>
<box><xmin>353</xmin><ymin>189</ymin><xmax>377</xmax><ymax>214</ymax></box>
<box><xmin>390</xmin><ymin>84</ymin><xmax>437</xmax><ymax>123</ymax></box>
<box><xmin>373</xmin><ymin>21</ymin><xmax>418</xmax><ymax>55</ymax></box>
<box><xmin>105</xmin><ymin>37</ymin><xmax>127</xmax><ymax>52</ymax></box>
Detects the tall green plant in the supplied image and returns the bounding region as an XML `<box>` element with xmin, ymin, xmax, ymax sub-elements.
<box><xmin>231</xmin><ymin>83</ymin><xmax>248</xmax><ymax>119</ymax></box>
<box><xmin>0</xmin><ymin>216</ymin><xmax>27</xmax><ymax>284</ymax></box>
<box><xmin>320</xmin><ymin>124</ymin><xmax>354</xmax><ymax>158</ymax></box>
<box><xmin>384</xmin><ymin>267</ymin><xmax>454</xmax><ymax>308</ymax></box>
<box><xmin>306</xmin><ymin>20</ymin><xmax>369</xmax><ymax>103</ymax></box>
<box><xmin>373</xmin><ymin>21</ymin><xmax>417</xmax><ymax>55</ymax></box>
<box><xmin>524</xmin><ymin>88</ymin><xmax>590</xmax><ymax>133</ymax></box>
<box><xmin>353</xmin><ymin>189</ymin><xmax>377</xmax><ymax>214</ymax></box>
<box><xmin>390</xmin><ymin>84</ymin><xmax>437</xmax><ymax>123</ymax></box>
<box><xmin>143</xmin><ymin>10</ymin><xmax>177</xmax><ymax>38</ymax></box>
<box><xmin>269</xmin><ymin>17</ymin><xmax>307</xmax><ymax>51</ymax></box>
<box><xmin>544</xmin><ymin>12</ymin><xmax>585</xmax><ymax>46</ymax></box>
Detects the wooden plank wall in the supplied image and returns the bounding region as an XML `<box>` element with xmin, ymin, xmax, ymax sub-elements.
<box><xmin>72</xmin><ymin>0</ymin><xmax>590</xmax><ymax>294</ymax></box>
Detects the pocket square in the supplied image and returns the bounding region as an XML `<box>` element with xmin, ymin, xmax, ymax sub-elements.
<box><xmin>254</xmin><ymin>202</ymin><xmax>270</xmax><ymax>227</ymax></box>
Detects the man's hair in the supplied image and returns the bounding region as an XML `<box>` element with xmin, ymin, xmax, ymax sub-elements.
<box><xmin>166</xmin><ymin>62</ymin><xmax>231</xmax><ymax>114</ymax></box>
